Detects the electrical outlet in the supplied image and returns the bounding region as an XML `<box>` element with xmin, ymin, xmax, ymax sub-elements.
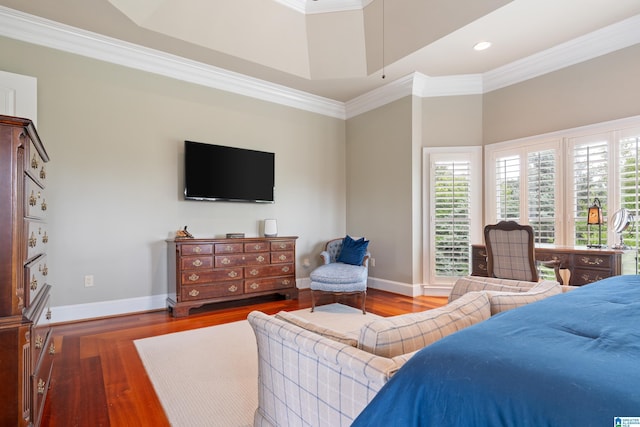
<box><xmin>84</xmin><ymin>275</ymin><xmax>94</xmax><ymax>287</ymax></box>
<box><xmin>370</xmin><ymin>258</ymin><xmax>376</xmax><ymax>267</ymax></box>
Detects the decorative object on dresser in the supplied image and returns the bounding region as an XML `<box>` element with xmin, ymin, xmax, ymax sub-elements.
<box><xmin>0</xmin><ymin>115</ymin><xmax>54</xmax><ymax>427</ymax></box>
<box><xmin>167</xmin><ymin>236</ymin><xmax>298</xmax><ymax>317</ymax></box>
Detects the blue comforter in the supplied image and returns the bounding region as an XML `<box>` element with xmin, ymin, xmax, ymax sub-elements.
<box><xmin>353</xmin><ymin>275</ymin><xmax>640</xmax><ymax>426</ymax></box>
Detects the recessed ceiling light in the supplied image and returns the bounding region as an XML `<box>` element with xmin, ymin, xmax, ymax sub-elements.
<box><xmin>473</xmin><ymin>41</ymin><xmax>492</xmax><ymax>51</ymax></box>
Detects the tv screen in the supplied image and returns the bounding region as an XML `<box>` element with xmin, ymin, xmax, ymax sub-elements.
<box><xmin>184</xmin><ymin>141</ymin><xmax>275</xmax><ymax>203</ymax></box>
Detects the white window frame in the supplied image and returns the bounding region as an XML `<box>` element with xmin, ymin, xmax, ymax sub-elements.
<box><xmin>486</xmin><ymin>115</ymin><xmax>640</xmax><ymax>247</ymax></box>
<box><xmin>485</xmin><ymin>138</ymin><xmax>564</xmax><ymax>242</ymax></box>
<box><xmin>423</xmin><ymin>146</ymin><xmax>482</xmax><ymax>286</ymax></box>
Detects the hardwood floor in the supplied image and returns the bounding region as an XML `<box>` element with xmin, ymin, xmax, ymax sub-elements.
<box><xmin>41</xmin><ymin>289</ymin><xmax>447</xmax><ymax>427</ymax></box>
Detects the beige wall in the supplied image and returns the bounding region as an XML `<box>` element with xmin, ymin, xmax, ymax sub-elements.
<box><xmin>0</xmin><ymin>36</ymin><xmax>346</xmax><ymax>307</ymax></box>
<box><xmin>346</xmin><ymin>97</ymin><xmax>416</xmax><ymax>285</ymax></box>
<box><xmin>483</xmin><ymin>44</ymin><xmax>640</xmax><ymax>144</ymax></box>
<box><xmin>422</xmin><ymin>94</ymin><xmax>483</xmax><ymax>147</ymax></box>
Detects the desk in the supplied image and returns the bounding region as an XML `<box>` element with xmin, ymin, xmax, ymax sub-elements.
<box><xmin>471</xmin><ymin>244</ymin><xmax>637</xmax><ymax>286</ymax></box>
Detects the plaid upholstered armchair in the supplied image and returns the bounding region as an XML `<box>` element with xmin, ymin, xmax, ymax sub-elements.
<box><xmin>484</xmin><ymin>221</ymin><xmax>539</xmax><ymax>281</ymax></box>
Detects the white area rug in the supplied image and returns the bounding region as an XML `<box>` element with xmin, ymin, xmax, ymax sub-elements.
<box><xmin>134</xmin><ymin>304</ymin><xmax>381</xmax><ymax>427</ymax></box>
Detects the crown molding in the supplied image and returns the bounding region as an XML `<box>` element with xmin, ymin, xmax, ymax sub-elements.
<box><xmin>0</xmin><ymin>6</ymin><xmax>346</xmax><ymax>119</ymax></box>
<box><xmin>483</xmin><ymin>13</ymin><xmax>640</xmax><ymax>93</ymax></box>
<box><xmin>0</xmin><ymin>6</ymin><xmax>638</xmax><ymax>120</ymax></box>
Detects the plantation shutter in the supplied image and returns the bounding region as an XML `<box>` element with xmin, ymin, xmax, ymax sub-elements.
<box><xmin>527</xmin><ymin>150</ymin><xmax>556</xmax><ymax>243</ymax></box>
<box><xmin>495</xmin><ymin>155</ymin><xmax>520</xmax><ymax>222</ymax></box>
<box><xmin>618</xmin><ymin>129</ymin><xmax>640</xmax><ymax>251</ymax></box>
<box><xmin>432</xmin><ymin>160</ymin><xmax>472</xmax><ymax>277</ymax></box>
<box><xmin>572</xmin><ymin>136</ymin><xmax>608</xmax><ymax>246</ymax></box>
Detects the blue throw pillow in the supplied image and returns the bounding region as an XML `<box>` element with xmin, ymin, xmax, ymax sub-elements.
<box><xmin>337</xmin><ymin>235</ymin><xmax>369</xmax><ymax>266</ymax></box>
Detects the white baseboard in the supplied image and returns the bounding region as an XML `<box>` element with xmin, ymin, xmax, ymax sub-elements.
<box><xmin>298</xmin><ymin>276</ymin><xmax>421</xmax><ymax>297</ymax></box>
<box><xmin>51</xmin><ymin>293</ymin><xmax>169</xmax><ymax>324</ymax></box>
<box><xmin>421</xmin><ymin>284</ymin><xmax>454</xmax><ymax>297</ymax></box>
<box><xmin>51</xmin><ymin>276</ymin><xmax>441</xmax><ymax>324</ymax></box>
<box><xmin>367</xmin><ymin>277</ymin><xmax>423</xmax><ymax>297</ymax></box>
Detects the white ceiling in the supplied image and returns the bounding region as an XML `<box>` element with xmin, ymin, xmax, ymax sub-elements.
<box><xmin>0</xmin><ymin>0</ymin><xmax>639</xmax><ymax>102</ymax></box>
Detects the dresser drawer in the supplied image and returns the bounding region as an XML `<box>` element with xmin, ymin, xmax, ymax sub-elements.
<box><xmin>31</xmin><ymin>290</ymin><xmax>52</xmax><ymax>372</ymax></box>
<box><xmin>25</xmin><ymin>220</ymin><xmax>48</xmax><ymax>262</ymax></box>
<box><xmin>25</xmin><ymin>177</ymin><xmax>48</xmax><ymax>220</ymax></box>
<box><xmin>245</xmin><ymin>241</ymin><xmax>269</xmax><ymax>252</ymax></box>
<box><xmin>181</xmin><ymin>281</ymin><xmax>243</xmax><ymax>300</ymax></box>
<box><xmin>572</xmin><ymin>268</ymin><xmax>610</xmax><ymax>286</ymax></box>
<box><xmin>25</xmin><ymin>255</ymin><xmax>49</xmax><ymax>307</ymax></box>
<box><xmin>214</xmin><ymin>243</ymin><xmax>243</xmax><ymax>254</ymax></box>
<box><xmin>214</xmin><ymin>252</ymin><xmax>270</xmax><ymax>268</ymax></box>
<box><xmin>245</xmin><ymin>263</ymin><xmax>294</xmax><ymax>279</ymax></box>
<box><xmin>271</xmin><ymin>251</ymin><xmax>294</xmax><ymax>264</ymax></box>
<box><xmin>26</xmin><ymin>139</ymin><xmax>48</xmax><ymax>188</ymax></box>
<box><xmin>181</xmin><ymin>268</ymin><xmax>243</xmax><ymax>285</ymax></box>
<box><xmin>180</xmin><ymin>256</ymin><xmax>213</xmax><ymax>270</ymax></box>
<box><xmin>181</xmin><ymin>244</ymin><xmax>213</xmax><ymax>256</ymax></box>
<box><xmin>31</xmin><ymin>331</ymin><xmax>54</xmax><ymax>427</ymax></box>
<box><xmin>271</xmin><ymin>240</ymin><xmax>295</xmax><ymax>251</ymax></box>
<box><xmin>573</xmin><ymin>254</ymin><xmax>612</xmax><ymax>269</ymax></box>
<box><xmin>245</xmin><ymin>276</ymin><xmax>295</xmax><ymax>294</ymax></box>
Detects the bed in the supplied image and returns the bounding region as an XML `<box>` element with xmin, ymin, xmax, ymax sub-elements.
<box><xmin>352</xmin><ymin>275</ymin><xmax>640</xmax><ymax>426</ymax></box>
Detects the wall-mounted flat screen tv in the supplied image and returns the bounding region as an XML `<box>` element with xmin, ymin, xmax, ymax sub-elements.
<box><xmin>184</xmin><ymin>140</ymin><xmax>275</xmax><ymax>203</ymax></box>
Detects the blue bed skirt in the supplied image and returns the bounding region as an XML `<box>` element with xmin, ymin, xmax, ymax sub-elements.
<box><xmin>353</xmin><ymin>275</ymin><xmax>640</xmax><ymax>426</ymax></box>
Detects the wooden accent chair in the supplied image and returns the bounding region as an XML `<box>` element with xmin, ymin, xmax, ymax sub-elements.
<box><xmin>484</xmin><ymin>221</ymin><xmax>539</xmax><ymax>282</ymax></box>
<box><xmin>309</xmin><ymin>237</ymin><xmax>370</xmax><ymax>314</ymax></box>
<box><xmin>484</xmin><ymin>221</ymin><xmax>563</xmax><ymax>284</ymax></box>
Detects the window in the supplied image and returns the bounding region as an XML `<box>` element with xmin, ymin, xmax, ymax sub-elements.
<box><xmin>424</xmin><ymin>147</ymin><xmax>482</xmax><ymax>285</ymax></box>
<box><xmin>617</xmin><ymin>128</ymin><xmax>640</xmax><ymax>252</ymax></box>
<box><xmin>486</xmin><ymin>139</ymin><xmax>562</xmax><ymax>244</ymax></box>
<box><xmin>568</xmin><ymin>134</ymin><xmax>608</xmax><ymax>246</ymax></box>
<box><xmin>486</xmin><ymin>116</ymin><xmax>640</xmax><ymax>256</ymax></box>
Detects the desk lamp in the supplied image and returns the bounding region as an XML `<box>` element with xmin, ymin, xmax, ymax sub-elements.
<box><xmin>587</xmin><ymin>198</ymin><xmax>604</xmax><ymax>248</ymax></box>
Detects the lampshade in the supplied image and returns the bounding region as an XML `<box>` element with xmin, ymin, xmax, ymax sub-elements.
<box><xmin>587</xmin><ymin>198</ymin><xmax>603</xmax><ymax>225</ymax></box>
<box><xmin>264</xmin><ymin>219</ymin><xmax>277</xmax><ymax>237</ymax></box>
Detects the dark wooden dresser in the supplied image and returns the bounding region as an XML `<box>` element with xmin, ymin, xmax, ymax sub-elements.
<box><xmin>0</xmin><ymin>115</ymin><xmax>53</xmax><ymax>427</ymax></box>
<box><xmin>167</xmin><ymin>236</ymin><xmax>298</xmax><ymax>317</ymax></box>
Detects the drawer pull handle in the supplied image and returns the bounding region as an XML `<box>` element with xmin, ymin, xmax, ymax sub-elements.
<box><xmin>46</xmin><ymin>309</ymin><xmax>51</xmax><ymax>320</ymax></box>
<box><xmin>40</xmin><ymin>166</ymin><xmax>46</xmax><ymax>180</ymax></box>
<box><xmin>40</xmin><ymin>264</ymin><xmax>48</xmax><ymax>275</ymax></box>
<box><xmin>254</xmin><ymin>244</ymin><xmax>261</xmax><ymax>250</ymax></box>
<box><xmin>228</xmin><ymin>285</ymin><xmax>238</xmax><ymax>292</ymax></box>
<box><xmin>31</xmin><ymin>154</ymin><xmax>39</xmax><ymax>169</ymax></box>
<box><xmin>250</xmin><ymin>269</ymin><xmax>259</xmax><ymax>276</ymax></box>
<box><xmin>29</xmin><ymin>233</ymin><xmax>37</xmax><ymax>247</ymax></box>
<box><xmin>35</xmin><ymin>335</ymin><xmax>44</xmax><ymax>349</ymax></box>
<box><xmin>189</xmin><ymin>273</ymin><xmax>200</xmax><ymax>281</ymax></box>
<box><xmin>41</xmin><ymin>200</ymin><xmax>47</xmax><ymax>211</ymax></box>
<box><xmin>279</xmin><ymin>255</ymin><xmax>287</xmax><ymax>261</ymax></box>
<box><xmin>37</xmin><ymin>379</ymin><xmax>46</xmax><ymax>395</ymax></box>
<box><xmin>282</xmin><ymin>279</ymin><xmax>290</xmax><ymax>285</ymax></box>
<box><xmin>228</xmin><ymin>271</ymin><xmax>238</xmax><ymax>278</ymax></box>
<box><xmin>189</xmin><ymin>289</ymin><xmax>200</xmax><ymax>297</ymax></box>
<box><xmin>30</xmin><ymin>276</ymin><xmax>38</xmax><ymax>291</ymax></box>
<box><xmin>193</xmin><ymin>246</ymin><xmax>202</xmax><ymax>253</ymax></box>
<box><xmin>250</xmin><ymin>283</ymin><xmax>259</xmax><ymax>290</ymax></box>
<box><xmin>42</xmin><ymin>232</ymin><xmax>49</xmax><ymax>244</ymax></box>
<box><xmin>30</xmin><ymin>191</ymin><xmax>37</xmax><ymax>206</ymax></box>
<box><xmin>225</xmin><ymin>245</ymin><xmax>233</xmax><ymax>251</ymax></box>
<box><xmin>49</xmin><ymin>343</ymin><xmax>56</xmax><ymax>355</ymax></box>
<box><xmin>279</xmin><ymin>243</ymin><xmax>287</xmax><ymax>249</ymax></box>
<box><xmin>256</xmin><ymin>256</ymin><xmax>265</xmax><ymax>262</ymax></box>
<box><xmin>221</xmin><ymin>257</ymin><xmax>231</xmax><ymax>265</ymax></box>
<box><xmin>192</xmin><ymin>259</ymin><xmax>203</xmax><ymax>267</ymax></box>
<box><xmin>282</xmin><ymin>266</ymin><xmax>290</xmax><ymax>273</ymax></box>
<box><xmin>580</xmin><ymin>257</ymin><xmax>603</xmax><ymax>266</ymax></box>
